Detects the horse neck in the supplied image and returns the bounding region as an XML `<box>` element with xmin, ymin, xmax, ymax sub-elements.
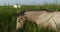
<box><xmin>24</xmin><ymin>11</ymin><xmax>47</xmax><ymax>22</ymax></box>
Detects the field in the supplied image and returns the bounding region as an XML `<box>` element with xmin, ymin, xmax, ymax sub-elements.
<box><xmin>0</xmin><ymin>4</ymin><xmax>60</xmax><ymax>32</ymax></box>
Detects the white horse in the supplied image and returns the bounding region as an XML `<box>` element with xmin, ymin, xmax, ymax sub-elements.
<box><xmin>16</xmin><ymin>11</ymin><xmax>60</xmax><ymax>32</ymax></box>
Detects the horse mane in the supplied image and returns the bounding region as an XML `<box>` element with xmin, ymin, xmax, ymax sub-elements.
<box><xmin>17</xmin><ymin>9</ymin><xmax>49</xmax><ymax>17</ymax></box>
<box><xmin>17</xmin><ymin>11</ymin><xmax>26</xmax><ymax>17</ymax></box>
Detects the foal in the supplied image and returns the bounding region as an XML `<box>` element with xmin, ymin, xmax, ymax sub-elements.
<box><xmin>16</xmin><ymin>11</ymin><xmax>60</xmax><ymax>32</ymax></box>
<box><xmin>16</xmin><ymin>11</ymin><xmax>47</xmax><ymax>29</ymax></box>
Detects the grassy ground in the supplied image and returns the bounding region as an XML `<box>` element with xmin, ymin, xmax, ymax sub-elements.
<box><xmin>0</xmin><ymin>4</ymin><xmax>60</xmax><ymax>32</ymax></box>
<box><xmin>0</xmin><ymin>6</ymin><xmax>16</xmax><ymax>32</ymax></box>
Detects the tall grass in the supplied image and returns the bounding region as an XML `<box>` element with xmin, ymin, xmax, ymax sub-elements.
<box><xmin>0</xmin><ymin>4</ymin><xmax>60</xmax><ymax>32</ymax></box>
<box><xmin>0</xmin><ymin>6</ymin><xmax>16</xmax><ymax>32</ymax></box>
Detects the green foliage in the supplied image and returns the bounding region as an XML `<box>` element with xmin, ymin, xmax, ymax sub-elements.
<box><xmin>0</xmin><ymin>4</ymin><xmax>60</xmax><ymax>32</ymax></box>
<box><xmin>0</xmin><ymin>6</ymin><xmax>16</xmax><ymax>32</ymax></box>
<box><xmin>18</xmin><ymin>4</ymin><xmax>60</xmax><ymax>12</ymax></box>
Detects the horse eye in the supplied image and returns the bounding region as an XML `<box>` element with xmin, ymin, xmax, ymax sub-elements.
<box><xmin>20</xmin><ymin>18</ymin><xmax>22</xmax><ymax>19</ymax></box>
<box><xmin>18</xmin><ymin>20</ymin><xmax>20</xmax><ymax>22</ymax></box>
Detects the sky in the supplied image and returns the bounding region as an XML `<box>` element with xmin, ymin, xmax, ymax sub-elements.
<box><xmin>0</xmin><ymin>0</ymin><xmax>60</xmax><ymax>5</ymax></box>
